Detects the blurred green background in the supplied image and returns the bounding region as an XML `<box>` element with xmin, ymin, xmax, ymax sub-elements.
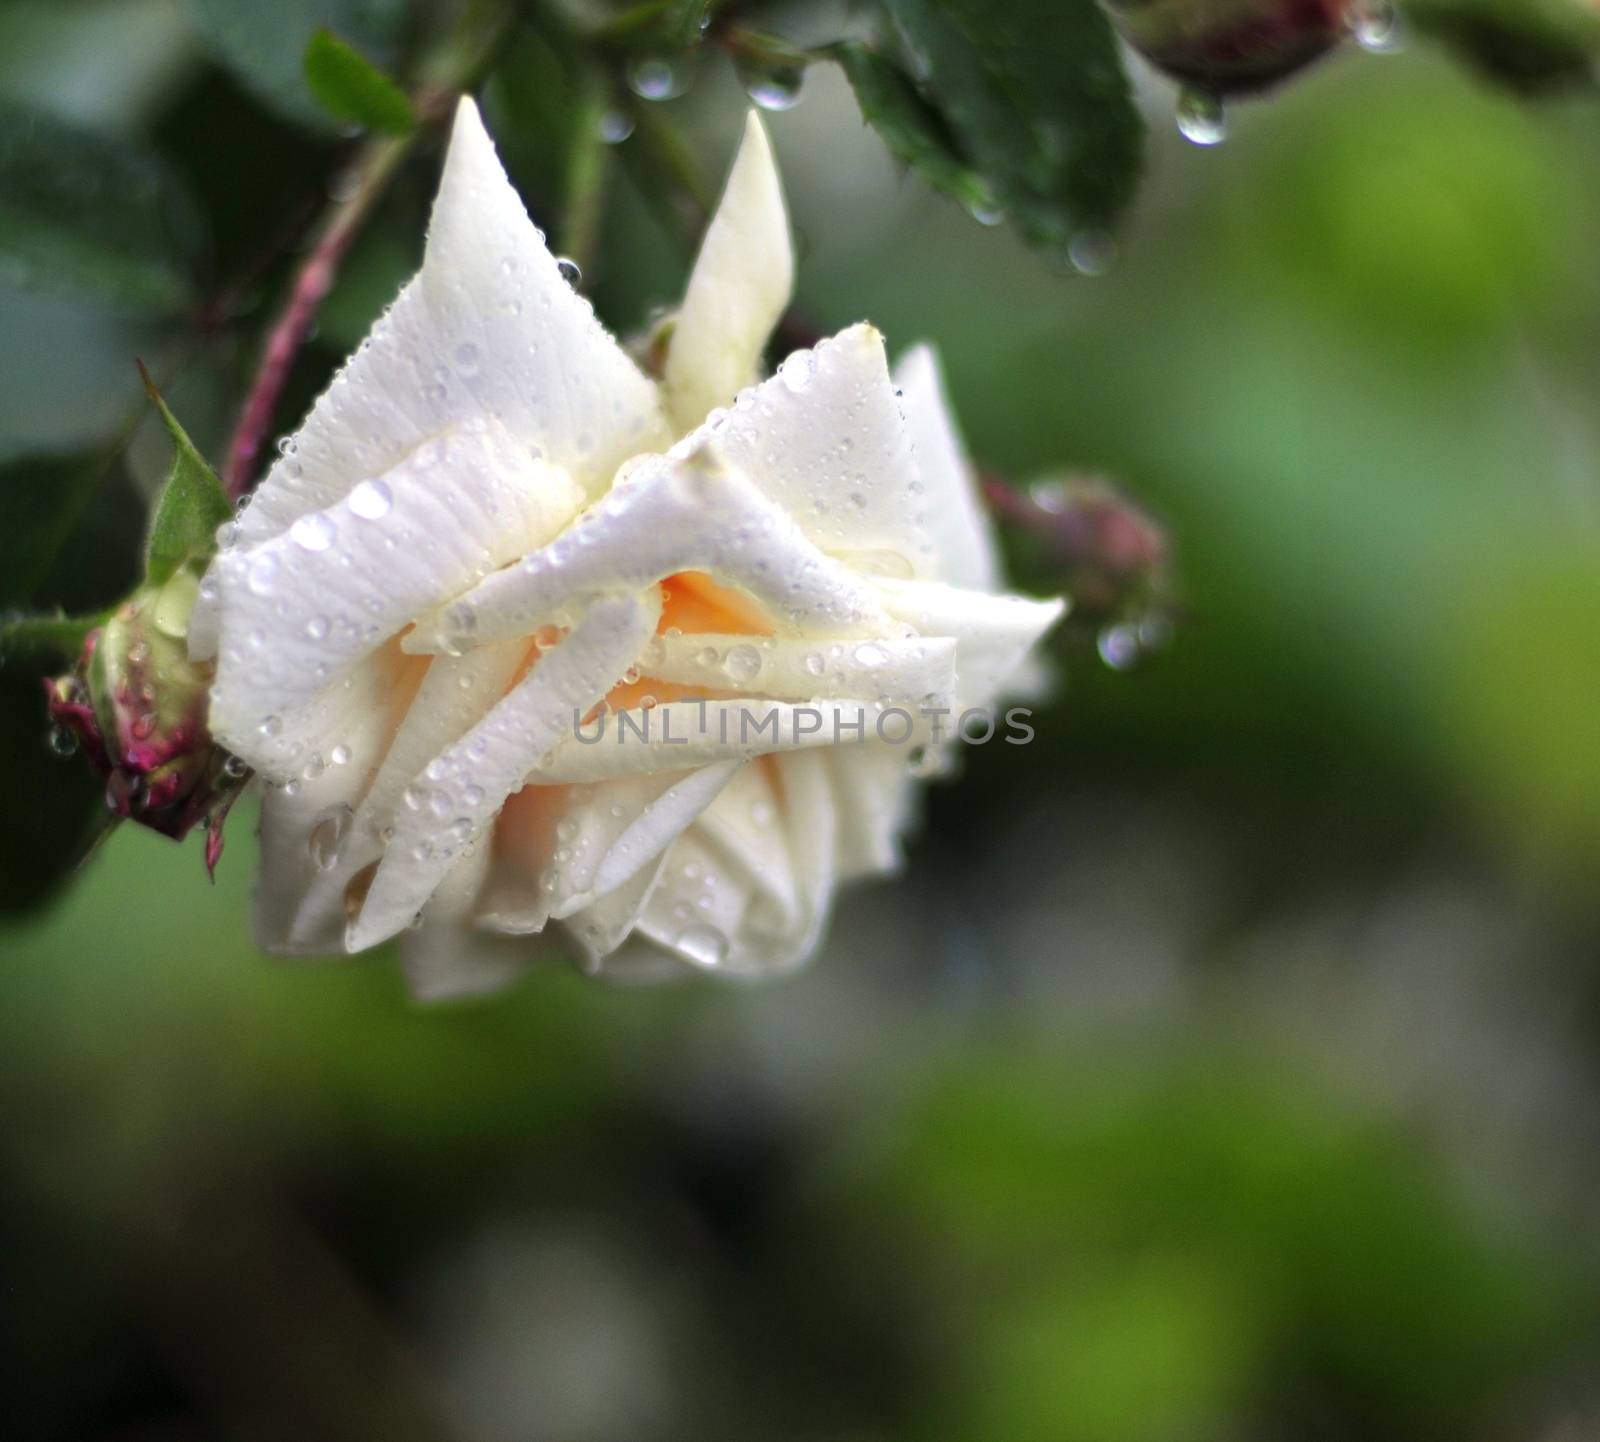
<box><xmin>4</xmin><ymin>1</ymin><xmax>1600</xmax><ymax>1438</ymax></box>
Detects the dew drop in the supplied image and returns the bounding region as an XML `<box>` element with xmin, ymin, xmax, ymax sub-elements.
<box><xmin>308</xmin><ymin>805</ymin><xmax>352</xmax><ymax>871</ymax></box>
<box><xmin>1067</xmin><ymin>229</ymin><xmax>1117</xmax><ymax>276</ymax></box>
<box><xmin>454</xmin><ymin>341</ymin><xmax>480</xmax><ymax>375</ymax></box>
<box><xmin>803</xmin><ymin>652</ymin><xmax>825</xmax><ymax>677</ymax></box>
<box><xmin>738</xmin><ymin>59</ymin><xmax>806</xmax><ymax>111</ymax></box>
<box><xmin>1176</xmin><ymin>88</ymin><xmax>1227</xmax><ymax>147</ymax></box>
<box><xmin>289</xmin><ymin>512</ymin><xmax>336</xmax><ymax>552</ymax></box>
<box><xmin>304</xmin><ymin>615</ymin><xmax>330</xmax><ymax>641</ymax></box>
<box><xmin>555</xmin><ymin>256</ymin><xmax>582</xmax><ymax>287</ymax></box>
<box><xmin>1097</xmin><ymin>622</ymin><xmax>1141</xmax><ymax>671</ymax></box>
<box><xmin>348</xmin><ymin>478</ymin><xmax>392</xmax><ymax>519</ymax></box>
<box><xmin>675</xmin><ymin>924</ymin><xmax>728</xmax><ymax>969</ymax></box>
<box><xmin>247</xmin><ymin>553</ymin><xmax>280</xmax><ymax>596</ymax></box>
<box><xmin>724</xmin><ymin>644</ymin><xmax>762</xmax><ymax>683</ymax></box>
<box><xmin>330</xmin><ymin>743</ymin><xmax>352</xmax><ymax>766</ymax></box>
<box><xmin>260</xmin><ymin>714</ymin><xmax>283</xmax><ymax>738</ymax></box>
<box><xmin>46</xmin><ymin>723</ymin><xmax>77</xmax><ymax>757</ymax></box>
<box><xmin>778</xmin><ymin>349</ymin><xmax>816</xmax><ymax>393</ymax></box>
<box><xmin>598</xmin><ymin>108</ymin><xmax>635</xmax><ymax>144</ymax></box>
<box><xmin>967</xmin><ymin>195</ymin><xmax>1005</xmax><ymax>227</ymax></box>
<box><xmin>627</xmin><ymin>56</ymin><xmax>679</xmax><ymax>100</ymax></box>
<box><xmin>1351</xmin><ymin>0</ymin><xmax>1405</xmax><ymax>52</ymax></box>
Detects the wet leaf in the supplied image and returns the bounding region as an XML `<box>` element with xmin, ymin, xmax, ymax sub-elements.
<box><xmin>830</xmin><ymin>42</ymin><xmax>992</xmax><ymax>213</ymax></box>
<box><xmin>190</xmin><ymin>0</ymin><xmax>408</xmax><ymax>130</ymax></box>
<box><xmin>878</xmin><ymin>0</ymin><xmax>1143</xmax><ymax>246</ymax></box>
<box><xmin>304</xmin><ymin>28</ymin><xmax>416</xmax><ymax>136</ymax></box>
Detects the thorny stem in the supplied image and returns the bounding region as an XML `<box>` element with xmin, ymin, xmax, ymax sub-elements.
<box><xmin>221</xmin><ymin>129</ymin><xmax>415</xmax><ymax>500</ymax></box>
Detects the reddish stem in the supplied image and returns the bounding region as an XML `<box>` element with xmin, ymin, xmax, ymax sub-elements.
<box><xmin>222</xmin><ymin>131</ymin><xmax>416</xmax><ymax>500</ymax></box>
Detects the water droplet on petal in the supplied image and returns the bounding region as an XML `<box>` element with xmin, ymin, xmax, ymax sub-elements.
<box><xmin>725</xmin><ymin>644</ymin><xmax>762</xmax><ymax>683</ymax></box>
<box><xmin>47</xmin><ymin>723</ymin><xmax>77</xmax><ymax>757</ymax></box>
<box><xmin>348</xmin><ymin>478</ymin><xmax>392</xmax><ymax>519</ymax></box>
<box><xmin>555</xmin><ymin>256</ymin><xmax>582</xmax><ymax>288</ymax></box>
<box><xmin>676</xmin><ymin>924</ymin><xmax>728</xmax><ymax>968</ymax></box>
<box><xmin>289</xmin><ymin>512</ymin><xmax>336</xmax><ymax>552</ymax></box>
<box><xmin>779</xmin><ymin>349</ymin><xmax>815</xmax><ymax>393</ymax></box>
<box><xmin>308</xmin><ymin>805</ymin><xmax>353</xmax><ymax>871</ymax></box>
<box><xmin>247</xmin><ymin>553</ymin><xmax>280</xmax><ymax>596</ymax></box>
<box><xmin>304</xmin><ymin>615</ymin><xmax>330</xmax><ymax>641</ymax></box>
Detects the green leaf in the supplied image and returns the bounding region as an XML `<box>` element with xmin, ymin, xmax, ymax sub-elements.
<box><xmin>830</xmin><ymin>42</ymin><xmax>992</xmax><ymax>213</ymax></box>
<box><xmin>0</xmin><ymin>102</ymin><xmax>201</xmax><ymax>315</ymax></box>
<box><xmin>1409</xmin><ymin>0</ymin><xmax>1600</xmax><ymax>93</ymax></box>
<box><xmin>190</xmin><ymin>0</ymin><xmax>407</xmax><ymax>130</ymax></box>
<box><xmin>877</xmin><ymin>0</ymin><xmax>1143</xmax><ymax>248</ymax></box>
<box><xmin>304</xmin><ymin>28</ymin><xmax>416</xmax><ymax>136</ymax></box>
<box><xmin>138</xmin><ymin>364</ymin><xmax>232</xmax><ymax>587</ymax></box>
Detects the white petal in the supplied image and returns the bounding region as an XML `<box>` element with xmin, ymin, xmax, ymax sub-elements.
<box><xmin>693</xmin><ymin>760</ymin><xmax>798</xmax><ymax>933</ymax></box>
<box><xmin>278</xmin><ymin>641</ymin><xmax>532</xmax><ymax>947</ymax></box>
<box><xmin>662</xmin><ymin>112</ymin><xmax>792</xmax><ymax>434</ymax></box>
<box><xmin>547</xmin><ymin>761</ymin><xmax>741</xmax><ymax>919</ymax></box>
<box><xmin>639</xmin><ymin>632</ymin><xmax>956</xmax><ymax>705</ymax></box>
<box><xmin>206</xmin><ymin>419</ymin><xmax>581</xmax><ymax>779</ymax></box>
<box><xmin>400</xmin><ymin>922</ymin><xmax>552</xmax><ymax>1002</ymax></box>
<box><xmin>347</xmin><ymin>591</ymin><xmax>661</xmax><ymax>950</ymax></box>
<box><xmin>560</xmin><ymin>862</ymin><xmax>665</xmax><ymax>970</ymax></box>
<box><xmin>674</xmin><ymin>322</ymin><xmax>935</xmax><ymax>576</ymax></box>
<box><xmin>409</xmin><ymin>449</ymin><xmax>891</xmax><ymax>654</ymax></box>
<box><xmin>250</xmin><ymin>647</ymin><xmax>418</xmax><ymax>954</ymax></box>
<box><xmin>893</xmin><ymin>344</ymin><xmax>1000</xmax><ymax>593</ymax></box>
<box><xmin>827</xmin><ymin>744</ymin><xmax>918</xmax><ymax>882</ymax></box>
<box><xmin>636</xmin><ymin>750</ymin><xmax>835</xmax><ymax>977</ymax></box>
<box><xmin>230</xmin><ymin>97</ymin><xmax>668</xmax><ymax>554</ymax></box>
<box><xmin>870</xmin><ymin>577</ymin><xmax>1066</xmax><ymax>710</ymax></box>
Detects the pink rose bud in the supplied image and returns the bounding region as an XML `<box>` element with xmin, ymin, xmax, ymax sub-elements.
<box><xmin>45</xmin><ymin>567</ymin><xmax>245</xmax><ymax>875</ymax></box>
<box><xmin>1106</xmin><ymin>0</ymin><xmax>1351</xmax><ymax>95</ymax></box>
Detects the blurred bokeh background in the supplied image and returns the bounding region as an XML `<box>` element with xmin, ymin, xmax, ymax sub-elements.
<box><xmin>4</xmin><ymin>1</ymin><xmax>1600</xmax><ymax>1438</ymax></box>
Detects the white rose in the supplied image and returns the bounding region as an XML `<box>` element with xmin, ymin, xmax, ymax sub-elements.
<box><xmin>194</xmin><ymin>99</ymin><xmax>1063</xmax><ymax>998</ymax></box>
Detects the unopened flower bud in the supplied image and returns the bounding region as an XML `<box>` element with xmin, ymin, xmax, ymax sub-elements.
<box><xmin>988</xmin><ymin>471</ymin><xmax>1174</xmax><ymax>636</ymax></box>
<box><xmin>1106</xmin><ymin>0</ymin><xmax>1350</xmax><ymax>95</ymax></box>
<box><xmin>45</xmin><ymin>566</ymin><xmax>245</xmax><ymax>873</ymax></box>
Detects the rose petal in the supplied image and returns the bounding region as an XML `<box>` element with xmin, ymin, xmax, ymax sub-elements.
<box><xmin>639</xmin><ymin>632</ymin><xmax>956</xmax><ymax>705</ymax></box>
<box><xmin>893</xmin><ymin>343</ymin><xmax>1000</xmax><ymax>593</ymax></box>
<box><xmin>347</xmin><ymin>590</ymin><xmax>661</xmax><ymax>949</ymax></box>
<box><xmin>230</xmin><ymin>97</ymin><xmax>668</xmax><ymax>556</ymax></box>
<box><xmin>662</xmin><ymin>112</ymin><xmax>792</xmax><ymax>434</ymax></box>
<box><xmin>408</xmin><ymin>449</ymin><xmax>891</xmax><ymax>654</ymax></box>
<box><xmin>870</xmin><ymin>577</ymin><xmax>1066</xmax><ymax>710</ymax></box>
<box><xmin>400</xmin><ymin>921</ymin><xmax>554</xmax><ymax>1002</ymax></box>
<box><xmin>827</xmin><ymin>744</ymin><xmax>918</xmax><ymax>881</ymax></box>
<box><xmin>251</xmin><ymin>645</ymin><xmax>421</xmax><ymax>953</ymax></box>
<box><xmin>206</xmin><ymin>419</ymin><xmax>581</xmax><ymax>779</ymax></box>
<box><xmin>674</xmin><ymin>322</ymin><xmax>935</xmax><ymax>576</ymax></box>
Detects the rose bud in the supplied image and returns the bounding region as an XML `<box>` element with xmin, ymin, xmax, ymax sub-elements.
<box><xmin>45</xmin><ymin>565</ymin><xmax>246</xmax><ymax>874</ymax></box>
<box><xmin>1105</xmin><ymin>0</ymin><xmax>1353</xmax><ymax>95</ymax></box>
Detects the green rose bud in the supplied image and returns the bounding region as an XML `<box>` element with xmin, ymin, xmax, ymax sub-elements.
<box><xmin>46</xmin><ymin>566</ymin><xmax>246</xmax><ymax>874</ymax></box>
